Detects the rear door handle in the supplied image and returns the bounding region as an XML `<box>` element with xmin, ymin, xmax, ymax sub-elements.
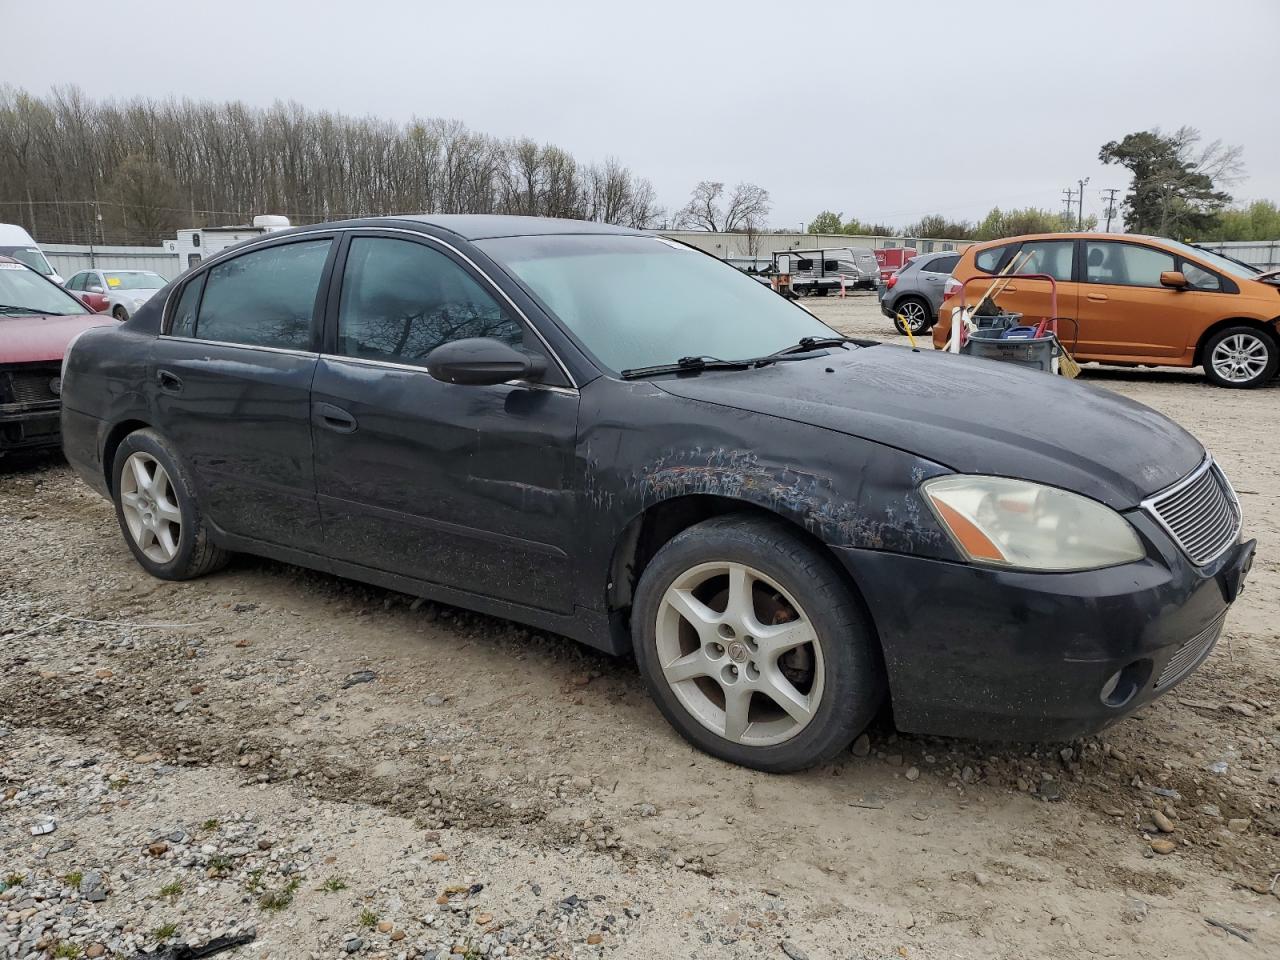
<box><xmin>1087</xmin><ymin>293</ymin><xmax>1109</xmax><ymax>302</ymax></box>
<box><xmin>157</xmin><ymin>369</ymin><xmax>183</xmax><ymax>394</ymax></box>
<box><xmin>312</xmin><ymin>401</ymin><xmax>358</xmax><ymax>434</ymax></box>
<box><xmin>1003</xmin><ymin>284</ymin><xmax>1018</xmax><ymax>292</ymax></box>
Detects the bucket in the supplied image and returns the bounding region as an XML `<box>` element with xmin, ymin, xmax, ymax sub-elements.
<box><xmin>963</xmin><ymin>329</ymin><xmax>1057</xmax><ymax>372</ymax></box>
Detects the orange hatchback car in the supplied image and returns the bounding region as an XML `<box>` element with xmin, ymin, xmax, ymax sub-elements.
<box><xmin>932</xmin><ymin>234</ymin><xmax>1280</xmax><ymax>387</ymax></box>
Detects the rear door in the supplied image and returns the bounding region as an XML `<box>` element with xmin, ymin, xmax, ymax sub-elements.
<box><xmin>1077</xmin><ymin>240</ymin><xmax>1204</xmax><ymax>361</ymax></box>
<box><xmin>989</xmin><ymin>239</ymin><xmax>1078</xmax><ymax>336</ymax></box>
<box><xmin>150</xmin><ymin>235</ymin><xmax>336</xmax><ymax>552</ymax></box>
<box><xmin>311</xmin><ymin>231</ymin><xmax>580</xmax><ymax>613</ymax></box>
<box><xmin>917</xmin><ymin>253</ymin><xmax>959</xmax><ymax>315</ymax></box>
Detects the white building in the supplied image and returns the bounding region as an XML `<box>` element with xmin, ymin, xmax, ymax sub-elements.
<box><xmin>163</xmin><ymin>215</ymin><xmax>292</xmax><ymax>272</ymax></box>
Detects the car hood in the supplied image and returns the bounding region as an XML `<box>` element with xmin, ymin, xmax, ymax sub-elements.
<box><xmin>1</xmin><ymin>313</ymin><xmax>115</xmax><ymax>364</ymax></box>
<box><xmin>652</xmin><ymin>344</ymin><xmax>1204</xmax><ymax>509</ymax></box>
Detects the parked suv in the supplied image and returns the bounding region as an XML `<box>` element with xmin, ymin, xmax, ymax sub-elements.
<box><xmin>879</xmin><ymin>250</ymin><xmax>960</xmax><ymax>335</ymax></box>
<box><xmin>932</xmin><ymin>233</ymin><xmax>1280</xmax><ymax>387</ymax></box>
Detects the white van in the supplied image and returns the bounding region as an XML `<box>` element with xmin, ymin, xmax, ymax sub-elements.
<box><xmin>0</xmin><ymin>223</ymin><xmax>62</xmax><ymax>285</ymax></box>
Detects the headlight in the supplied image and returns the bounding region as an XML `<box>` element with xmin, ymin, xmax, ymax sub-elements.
<box><xmin>921</xmin><ymin>476</ymin><xmax>1145</xmax><ymax>572</ymax></box>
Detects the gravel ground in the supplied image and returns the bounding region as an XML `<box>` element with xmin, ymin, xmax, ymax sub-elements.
<box><xmin>2</xmin><ymin>294</ymin><xmax>1278</xmax><ymax>960</ymax></box>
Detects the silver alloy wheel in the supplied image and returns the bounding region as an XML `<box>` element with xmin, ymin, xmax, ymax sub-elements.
<box><xmin>897</xmin><ymin>300</ymin><xmax>928</xmax><ymax>333</ymax></box>
<box><xmin>1211</xmin><ymin>332</ymin><xmax>1269</xmax><ymax>383</ymax></box>
<box><xmin>119</xmin><ymin>452</ymin><xmax>182</xmax><ymax>563</ymax></box>
<box><xmin>655</xmin><ymin>561</ymin><xmax>824</xmax><ymax>747</ymax></box>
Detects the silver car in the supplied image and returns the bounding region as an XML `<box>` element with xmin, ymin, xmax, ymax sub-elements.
<box><xmin>65</xmin><ymin>269</ymin><xmax>167</xmax><ymax>322</ymax></box>
<box><xmin>878</xmin><ymin>250</ymin><xmax>960</xmax><ymax>335</ymax></box>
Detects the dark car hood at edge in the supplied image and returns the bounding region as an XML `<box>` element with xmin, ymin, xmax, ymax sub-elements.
<box><xmin>652</xmin><ymin>345</ymin><xmax>1204</xmax><ymax>509</ymax></box>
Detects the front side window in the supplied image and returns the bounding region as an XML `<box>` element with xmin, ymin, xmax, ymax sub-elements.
<box><xmin>478</xmin><ymin>234</ymin><xmax>836</xmax><ymax>373</ymax></box>
<box><xmin>1085</xmin><ymin>242</ymin><xmax>1175</xmax><ymax>287</ymax></box>
<box><xmin>66</xmin><ymin>273</ymin><xmax>84</xmax><ymax>291</ymax></box>
<box><xmin>336</xmin><ymin>237</ymin><xmax>523</xmax><ymax>366</ymax></box>
<box><xmin>194</xmin><ymin>239</ymin><xmax>330</xmax><ymax>349</ymax></box>
<box><xmin>1017</xmin><ymin>240</ymin><xmax>1074</xmax><ymax>282</ymax></box>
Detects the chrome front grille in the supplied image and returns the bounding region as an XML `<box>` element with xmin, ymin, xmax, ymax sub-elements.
<box><xmin>1156</xmin><ymin>612</ymin><xmax>1226</xmax><ymax>688</ymax></box>
<box><xmin>1142</xmin><ymin>457</ymin><xmax>1241</xmax><ymax>567</ymax></box>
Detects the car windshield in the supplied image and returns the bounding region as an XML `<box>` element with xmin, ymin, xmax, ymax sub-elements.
<box><xmin>1161</xmin><ymin>240</ymin><xmax>1261</xmax><ymax>280</ymax></box>
<box><xmin>103</xmin><ymin>271</ymin><xmax>166</xmax><ymax>290</ymax></box>
<box><xmin>478</xmin><ymin>234</ymin><xmax>836</xmax><ymax>373</ymax></box>
<box><xmin>0</xmin><ymin>246</ymin><xmax>54</xmax><ymax>275</ymax></box>
<box><xmin>0</xmin><ymin>263</ymin><xmax>86</xmax><ymax>315</ymax></box>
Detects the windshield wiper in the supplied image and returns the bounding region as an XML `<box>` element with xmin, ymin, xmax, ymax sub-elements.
<box><xmin>620</xmin><ymin>355</ymin><xmax>755</xmax><ymax>380</ymax></box>
<box><xmin>0</xmin><ymin>304</ymin><xmax>70</xmax><ymax>316</ymax></box>
<box><xmin>762</xmin><ymin>335</ymin><xmax>865</xmax><ymax>359</ymax></box>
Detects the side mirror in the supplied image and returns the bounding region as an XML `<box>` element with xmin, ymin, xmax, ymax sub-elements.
<box><xmin>425</xmin><ymin>337</ymin><xmax>546</xmax><ymax>386</ymax></box>
<box><xmin>78</xmin><ymin>292</ymin><xmax>110</xmax><ymax>313</ymax></box>
<box><xmin>1160</xmin><ymin>270</ymin><xmax>1188</xmax><ymax>290</ymax></box>
<box><xmin>87</xmin><ymin>283</ymin><xmax>105</xmax><ymax>293</ymax></box>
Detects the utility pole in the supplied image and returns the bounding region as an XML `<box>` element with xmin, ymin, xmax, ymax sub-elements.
<box><xmin>1077</xmin><ymin>177</ymin><xmax>1090</xmax><ymax>230</ymax></box>
<box><xmin>1100</xmin><ymin>188</ymin><xmax>1119</xmax><ymax>232</ymax></box>
<box><xmin>1062</xmin><ymin>187</ymin><xmax>1077</xmax><ymax>224</ymax></box>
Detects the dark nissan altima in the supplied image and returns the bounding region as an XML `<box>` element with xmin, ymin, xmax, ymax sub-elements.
<box><xmin>60</xmin><ymin>215</ymin><xmax>1255</xmax><ymax>771</ymax></box>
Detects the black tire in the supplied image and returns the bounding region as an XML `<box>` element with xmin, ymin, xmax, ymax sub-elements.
<box><xmin>1201</xmin><ymin>325</ymin><xmax>1278</xmax><ymax>388</ymax></box>
<box><xmin>111</xmin><ymin>428</ymin><xmax>230</xmax><ymax>580</ymax></box>
<box><xmin>632</xmin><ymin>515</ymin><xmax>883</xmax><ymax>772</ymax></box>
<box><xmin>112</xmin><ymin>305</ymin><xmax>130</xmax><ymax>322</ymax></box>
<box><xmin>892</xmin><ymin>298</ymin><xmax>932</xmax><ymax>336</ymax></box>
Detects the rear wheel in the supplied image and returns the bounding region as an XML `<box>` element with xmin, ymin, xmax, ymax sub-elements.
<box><xmin>111</xmin><ymin>429</ymin><xmax>229</xmax><ymax>580</ymax></box>
<box><xmin>632</xmin><ymin>516</ymin><xmax>883</xmax><ymax>772</ymax></box>
<box><xmin>1202</xmin><ymin>326</ymin><xmax>1278</xmax><ymax>388</ymax></box>
<box><xmin>893</xmin><ymin>298</ymin><xmax>931</xmax><ymax>336</ymax></box>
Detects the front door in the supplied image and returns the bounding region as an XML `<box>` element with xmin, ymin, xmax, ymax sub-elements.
<box><xmin>1076</xmin><ymin>240</ymin><xmax>1206</xmax><ymax>361</ymax></box>
<box><xmin>311</xmin><ymin>233</ymin><xmax>579</xmax><ymax>613</ymax></box>
<box><xmin>149</xmin><ymin>236</ymin><xmax>335</xmax><ymax>552</ymax></box>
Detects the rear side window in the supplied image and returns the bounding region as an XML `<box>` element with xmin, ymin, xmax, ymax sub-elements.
<box><xmin>923</xmin><ymin>254</ymin><xmax>959</xmax><ymax>274</ymax></box>
<box><xmin>336</xmin><ymin>236</ymin><xmax>523</xmax><ymax>367</ymax></box>
<box><xmin>169</xmin><ymin>275</ymin><xmax>204</xmax><ymax>337</ymax></box>
<box><xmin>1085</xmin><ymin>242</ymin><xmax>1174</xmax><ymax>287</ymax></box>
<box><xmin>1016</xmin><ymin>240</ymin><xmax>1074</xmax><ymax>282</ymax></box>
<box><xmin>974</xmin><ymin>244</ymin><xmax>1013</xmax><ymax>274</ymax></box>
<box><xmin>194</xmin><ymin>239</ymin><xmax>331</xmax><ymax>349</ymax></box>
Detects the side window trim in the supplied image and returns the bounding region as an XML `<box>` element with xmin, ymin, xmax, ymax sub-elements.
<box><xmin>321</xmin><ymin>228</ymin><xmax>573</xmax><ymax>387</ymax></box>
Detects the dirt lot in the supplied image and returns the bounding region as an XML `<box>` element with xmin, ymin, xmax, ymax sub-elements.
<box><xmin>2</xmin><ymin>293</ymin><xmax>1277</xmax><ymax>960</ymax></box>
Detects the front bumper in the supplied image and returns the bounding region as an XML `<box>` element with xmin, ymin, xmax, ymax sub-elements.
<box><xmin>0</xmin><ymin>401</ymin><xmax>62</xmax><ymax>454</ymax></box>
<box><xmin>833</xmin><ymin>514</ymin><xmax>1255</xmax><ymax>741</ymax></box>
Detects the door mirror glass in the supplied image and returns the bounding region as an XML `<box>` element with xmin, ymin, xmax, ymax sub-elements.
<box><xmin>426</xmin><ymin>337</ymin><xmax>546</xmax><ymax>386</ymax></box>
<box><xmin>1160</xmin><ymin>270</ymin><xmax>1189</xmax><ymax>289</ymax></box>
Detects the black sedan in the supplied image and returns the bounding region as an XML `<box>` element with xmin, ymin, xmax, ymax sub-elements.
<box><xmin>60</xmin><ymin>216</ymin><xmax>1254</xmax><ymax>772</ymax></box>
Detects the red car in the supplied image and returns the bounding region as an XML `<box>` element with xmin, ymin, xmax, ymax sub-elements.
<box><xmin>1</xmin><ymin>256</ymin><xmax>115</xmax><ymax>456</ymax></box>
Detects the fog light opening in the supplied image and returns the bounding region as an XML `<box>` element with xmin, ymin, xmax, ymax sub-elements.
<box><xmin>1099</xmin><ymin>660</ymin><xmax>1150</xmax><ymax>709</ymax></box>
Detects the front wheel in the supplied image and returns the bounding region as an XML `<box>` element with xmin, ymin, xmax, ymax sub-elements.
<box><xmin>112</xmin><ymin>305</ymin><xmax>130</xmax><ymax>322</ymax></box>
<box><xmin>111</xmin><ymin>429</ymin><xmax>230</xmax><ymax>580</ymax></box>
<box><xmin>1202</xmin><ymin>326</ymin><xmax>1278</xmax><ymax>388</ymax></box>
<box><xmin>632</xmin><ymin>516</ymin><xmax>883</xmax><ymax>772</ymax></box>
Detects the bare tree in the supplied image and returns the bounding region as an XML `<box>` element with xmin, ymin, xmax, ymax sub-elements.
<box><xmin>675</xmin><ymin>180</ymin><xmax>770</xmax><ymax>232</ymax></box>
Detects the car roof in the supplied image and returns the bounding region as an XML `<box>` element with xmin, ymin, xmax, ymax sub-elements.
<box><xmin>968</xmin><ymin>232</ymin><xmax>1185</xmax><ymax>249</ymax></box>
<box><xmin>386</xmin><ymin>214</ymin><xmax>644</xmax><ymax>240</ymax></box>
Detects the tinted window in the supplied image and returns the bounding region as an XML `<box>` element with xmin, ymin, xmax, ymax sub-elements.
<box><xmin>1180</xmin><ymin>261</ymin><xmax>1221</xmax><ymax>291</ymax></box>
<box><xmin>1085</xmin><ymin>242</ymin><xmax>1175</xmax><ymax>287</ymax></box>
<box><xmin>974</xmin><ymin>244</ymin><xmax>1013</xmax><ymax>273</ymax></box>
<box><xmin>195</xmin><ymin>239</ymin><xmax>330</xmax><ymax>348</ymax></box>
<box><xmin>1017</xmin><ymin>240</ymin><xmax>1074</xmax><ymax>282</ymax></box>
<box><xmin>169</xmin><ymin>275</ymin><xmax>204</xmax><ymax>337</ymax></box>
<box><xmin>923</xmin><ymin>254</ymin><xmax>959</xmax><ymax>274</ymax></box>
<box><xmin>336</xmin><ymin>237</ymin><xmax>523</xmax><ymax>366</ymax></box>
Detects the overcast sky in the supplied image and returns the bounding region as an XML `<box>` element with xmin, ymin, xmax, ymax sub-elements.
<box><xmin>5</xmin><ymin>0</ymin><xmax>1278</xmax><ymax>230</ymax></box>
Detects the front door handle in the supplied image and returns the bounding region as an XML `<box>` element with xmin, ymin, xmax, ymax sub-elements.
<box><xmin>312</xmin><ymin>401</ymin><xmax>358</xmax><ymax>434</ymax></box>
<box><xmin>157</xmin><ymin>369</ymin><xmax>183</xmax><ymax>394</ymax></box>
<box><xmin>1087</xmin><ymin>293</ymin><xmax>1109</xmax><ymax>302</ymax></box>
